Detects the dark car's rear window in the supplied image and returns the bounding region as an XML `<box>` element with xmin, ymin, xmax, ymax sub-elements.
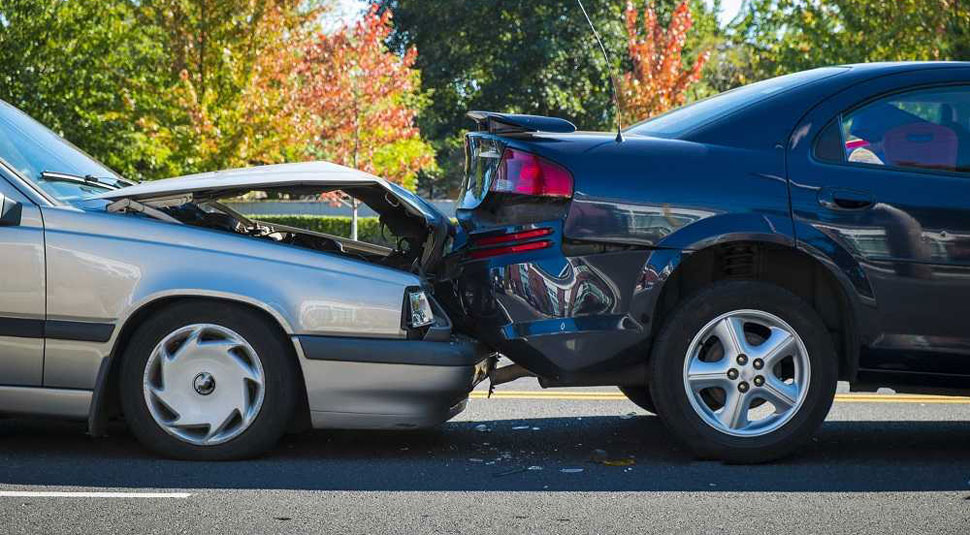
<box><xmin>627</xmin><ymin>67</ymin><xmax>849</xmax><ymax>139</ymax></box>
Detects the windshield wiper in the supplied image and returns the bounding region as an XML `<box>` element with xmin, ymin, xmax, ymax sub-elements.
<box><xmin>40</xmin><ymin>171</ymin><xmax>131</xmax><ymax>190</ymax></box>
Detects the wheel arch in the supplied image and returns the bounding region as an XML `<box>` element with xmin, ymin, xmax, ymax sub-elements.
<box><xmin>88</xmin><ymin>294</ymin><xmax>310</xmax><ymax>437</ymax></box>
<box><xmin>643</xmin><ymin>238</ymin><xmax>866</xmax><ymax>382</ymax></box>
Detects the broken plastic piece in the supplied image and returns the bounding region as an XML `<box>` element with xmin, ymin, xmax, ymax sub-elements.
<box><xmin>488</xmin><ymin>363</ymin><xmax>535</xmax><ymax>389</ymax></box>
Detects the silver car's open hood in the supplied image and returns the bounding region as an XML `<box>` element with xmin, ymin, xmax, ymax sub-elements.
<box><xmin>97</xmin><ymin>161</ymin><xmax>453</xmax><ymax>272</ymax></box>
<box><xmin>97</xmin><ymin>161</ymin><xmax>440</xmax><ymax>220</ymax></box>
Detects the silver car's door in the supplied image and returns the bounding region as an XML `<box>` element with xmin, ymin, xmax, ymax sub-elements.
<box><xmin>0</xmin><ymin>175</ymin><xmax>45</xmax><ymax>385</ymax></box>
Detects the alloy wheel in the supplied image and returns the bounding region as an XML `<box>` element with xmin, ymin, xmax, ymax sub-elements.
<box><xmin>682</xmin><ymin>309</ymin><xmax>811</xmax><ymax>437</ymax></box>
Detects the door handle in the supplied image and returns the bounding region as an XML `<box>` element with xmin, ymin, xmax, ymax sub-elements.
<box><xmin>817</xmin><ymin>188</ymin><xmax>874</xmax><ymax>211</ymax></box>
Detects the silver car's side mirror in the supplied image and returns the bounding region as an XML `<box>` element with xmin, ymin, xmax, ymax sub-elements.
<box><xmin>0</xmin><ymin>192</ymin><xmax>23</xmax><ymax>226</ymax></box>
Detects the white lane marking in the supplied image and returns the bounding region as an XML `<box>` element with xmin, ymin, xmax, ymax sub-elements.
<box><xmin>0</xmin><ymin>491</ymin><xmax>191</xmax><ymax>499</ymax></box>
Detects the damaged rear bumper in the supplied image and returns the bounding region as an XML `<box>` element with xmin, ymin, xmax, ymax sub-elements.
<box><xmin>293</xmin><ymin>335</ymin><xmax>494</xmax><ymax>430</ymax></box>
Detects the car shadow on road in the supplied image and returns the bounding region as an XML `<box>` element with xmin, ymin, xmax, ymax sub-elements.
<box><xmin>1</xmin><ymin>415</ymin><xmax>969</xmax><ymax>492</ymax></box>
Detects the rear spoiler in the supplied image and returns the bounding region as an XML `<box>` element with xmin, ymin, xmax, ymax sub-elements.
<box><xmin>467</xmin><ymin>111</ymin><xmax>576</xmax><ymax>134</ymax></box>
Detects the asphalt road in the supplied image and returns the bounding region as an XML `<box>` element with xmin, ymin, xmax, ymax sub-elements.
<box><xmin>2</xmin><ymin>381</ymin><xmax>970</xmax><ymax>534</ymax></box>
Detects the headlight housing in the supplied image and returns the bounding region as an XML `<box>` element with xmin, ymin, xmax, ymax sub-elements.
<box><xmin>406</xmin><ymin>289</ymin><xmax>435</xmax><ymax>328</ymax></box>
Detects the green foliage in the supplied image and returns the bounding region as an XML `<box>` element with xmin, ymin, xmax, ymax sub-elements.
<box><xmin>0</xmin><ymin>0</ymin><xmax>436</xmax><ymax>187</ymax></box>
<box><xmin>136</xmin><ymin>0</ymin><xmax>327</xmax><ymax>176</ymax></box>
<box><xmin>252</xmin><ymin>215</ymin><xmax>395</xmax><ymax>246</ymax></box>
<box><xmin>0</xmin><ymin>0</ymin><xmax>175</xmax><ymax>179</ymax></box>
<box><xmin>371</xmin><ymin>0</ymin><xmax>718</xmax><ymax>196</ymax></box>
<box><xmin>372</xmin><ymin>0</ymin><xmax>627</xmax><ymax>197</ymax></box>
<box><xmin>733</xmin><ymin>0</ymin><xmax>970</xmax><ymax>80</ymax></box>
<box><xmin>6</xmin><ymin>0</ymin><xmax>970</xmax><ymax>200</ymax></box>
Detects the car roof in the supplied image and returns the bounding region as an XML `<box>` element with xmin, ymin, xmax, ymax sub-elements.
<box><xmin>676</xmin><ymin>62</ymin><xmax>970</xmax><ymax>147</ymax></box>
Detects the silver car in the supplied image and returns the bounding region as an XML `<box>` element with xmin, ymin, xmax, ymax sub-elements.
<box><xmin>0</xmin><ymin>100</ymin><xmax>491</xmax><ymax>460</ymax></box>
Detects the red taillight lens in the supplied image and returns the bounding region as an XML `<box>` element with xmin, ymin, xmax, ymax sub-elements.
<box><xmin>471</xmin><ymin>228</ymin><xmax>553</xmax><ymax>247</ymax></box>
<box><xmin>467</xmin><ymin>240</ymin><xmax>553</xmax><ymax>260</ymax></box>
<box><xmin>491</xmin><ymin>148</ymin><xmax>573</xmax><ymax>198</ymax></box>
<box><xmin>467</xmin><ymin>227</ymin><xmax>555</xmax><ymax>260</ymax></box>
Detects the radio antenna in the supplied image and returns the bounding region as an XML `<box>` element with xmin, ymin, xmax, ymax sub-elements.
<box><xmin>576</xmin><ymin>0</ymin><xmax>624</xmax><ymax>143</ymax></box>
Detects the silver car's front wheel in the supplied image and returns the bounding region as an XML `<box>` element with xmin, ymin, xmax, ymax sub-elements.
<box><xmin>143</xmin><ymin>324</ymin><xmax>265</xmax><ymax>446</ymax></box>
<box><xmin>682</xmin><ymin>310</ymin><xmax>810</xmax><ymax>437</ymax></box>
<box><xmin>121</xmin><ymin>302</ymin><xmax>297</xmax><ymax>460</ymax></box>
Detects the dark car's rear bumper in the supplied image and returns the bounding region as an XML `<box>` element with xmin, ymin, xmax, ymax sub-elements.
<box><xmin>294</xmin><ymin>334</ymin><xmax>493</xmax><ymax>430</ymax></box>
<box><xmin>439</xmin><ymin>244</ymin><xmax>657</xmax><ymax>383</ymax></box>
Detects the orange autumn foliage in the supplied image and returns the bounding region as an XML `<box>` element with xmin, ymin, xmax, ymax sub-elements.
<box><xmin>297</xmin><ymin>6</ymin><xmax>434</xmax><ymax>200</ymax></box>
<box><xmin>619</xmin><ymin>0</ymin><xmax>709</xmax><ymax>124</ymax></box>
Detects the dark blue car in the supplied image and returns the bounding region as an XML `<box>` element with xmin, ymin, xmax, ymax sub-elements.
<box><xmin>440</xmin><ymin>62</ymin><xmax>970</xmax><ymax>462</ymax></box>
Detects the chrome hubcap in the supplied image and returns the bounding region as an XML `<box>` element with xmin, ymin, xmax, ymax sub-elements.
<box><xmin>143</xmin><ymin>324</ymin><xmax>265</xmax><ymax>446</ymax></box>
<box><xmin>682</xmin><ymin>310</ymin><xmax>810</xmax><ymax>437</ymax></box>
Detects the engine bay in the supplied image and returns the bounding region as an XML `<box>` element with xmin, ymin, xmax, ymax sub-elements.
<box><xmin>162</xmin><ymin>199</ymin><xmax>426</xmax><ymax>272</ymax></box>
<box><xmin>97</xmin><ymin>164</ymin><xmax>454</xmax><ymax>276</ymax></box>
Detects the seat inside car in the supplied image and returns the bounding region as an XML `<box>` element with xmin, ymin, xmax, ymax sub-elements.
<box><xmin>939</xmin><ymin>103</ymin><xmax>970</xmax><ymax>171</ymax></box>
<box><xmin>883</xmin><ymin>121</ymin><xmax>959</xmax><ymax>170</ymax></box>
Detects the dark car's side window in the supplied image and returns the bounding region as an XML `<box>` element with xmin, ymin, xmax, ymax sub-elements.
<box><xmin>813</xmin><ymin>119</ymin><xmax>844</xmax><ymax>163</ymax></box>
<box><xmin>838</xmin><ymin>86</ymin><xmax>970</xmax><ymax>174</ymax></box>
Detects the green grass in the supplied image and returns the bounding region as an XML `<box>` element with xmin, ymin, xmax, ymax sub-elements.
<box><xmin>251</xmin><ymin>215</ymin><xmax>395</xmax><ymax>246</ymax></box>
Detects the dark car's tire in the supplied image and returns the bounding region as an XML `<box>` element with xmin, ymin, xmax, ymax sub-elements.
<box><xmin>119</xmin><ymin>302</ymin><xmax>298</xmax><ymax>461</ymax></box>
<box><xmin>619</xmin><ymin>386</ymin><xmax>656</xmax><ymax>414</ymax></box>
<box><xmin>649</xmin><ymin>281</ymin><xmax>837</xmax><ymax>463</ymax></box>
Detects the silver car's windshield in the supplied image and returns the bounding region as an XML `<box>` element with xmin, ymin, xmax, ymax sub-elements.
<box><xmin>0</xmin><ymin>99</ymin><xmax>124</xmax><ymax>202</ymax></box>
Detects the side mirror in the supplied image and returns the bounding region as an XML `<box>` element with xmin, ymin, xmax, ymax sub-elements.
<box><xmin>0</xmin><ymin>192</ymin><xmax>23</xmax><ymax>227</ymax></box>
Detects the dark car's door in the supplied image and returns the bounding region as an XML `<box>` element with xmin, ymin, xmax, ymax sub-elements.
<box><xmin>0</xmin><ymin>172</ymin><xmax>45</xmax><ymax>386</ymax></box>
<box><xmin>789</xmin><ymin>67</ymin><xmax>970</xmax><ymax>382</ymax></box>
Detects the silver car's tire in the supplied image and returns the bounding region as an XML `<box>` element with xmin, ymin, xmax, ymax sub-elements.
<box><xmin>649</xmin><ymin>281</ymin><xmax>837</xmax><ymax>463</ymax></box>
<box><xmin>120</xmin><ymin>302</ymin><xmax>298</xmax><ymax>460</ymax></box>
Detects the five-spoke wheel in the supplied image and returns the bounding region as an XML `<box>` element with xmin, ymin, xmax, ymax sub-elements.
<box><xmin>683</xmin><ymin>310</ymin><xmax>810</xmax><ymax>437</ymax></box>
<box><xmin>649</xmin><ymin>281</ymin><xmax>837</xmax><ymax>463</ymax></box>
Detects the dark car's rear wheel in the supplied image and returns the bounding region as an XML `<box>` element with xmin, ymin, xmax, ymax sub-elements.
<box><xmin>120</xmin><ymin>302</ymin><xmax>298</xmax><ymax>460</ymax></box>
<box><xmin>619</xmin><ymin>386</ymin><xmax>656</xmax><ymax>414</ymax></box>
<box><xmin>649</xmin><ymin>281</ymin><xmax>837</xmax><ymax>463</ymax></box>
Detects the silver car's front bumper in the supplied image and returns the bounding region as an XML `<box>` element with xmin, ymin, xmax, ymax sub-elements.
<box><xmin>293</xmin><ymin>335</ymin><xmax>493</xmax><ymax>430</ymax></box>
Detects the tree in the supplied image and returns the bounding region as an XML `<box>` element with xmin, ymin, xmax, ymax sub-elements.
<box><xmin>139</xmin><ymin>0</ymin><xmax>325</xmax><ymax>176</ymax></box>
<box><xmin>0</xmin><ymin>0</ymin><xmax>327</xmax><ymax>181</ymax></box>
<box><xmin>299</xmin><ymin>7</ymin><xmax>433</xmax><ymax>190</ymax></box>
<box><xmin>297</xmin><ymin>6</ymin><xmax>435</xmax><ymax>236</ymax></box>
<box><xmin>619</xmin><ymin>0</ymin><xmax>710</xmax><ymax>123</ymax></box>
<box><xmin>371</xmin><ymin>0</ymin><xmax>717</xmax><ymax>197</ymax></box>
<box><xmin>734</xmin><ymin>0</ymin><xmax>970</xmax><ymax>80</ymax></box>
<box><xmin>0</xmin><ymin>0</ymin><xmax>175</xmax><ymax>179</ymax></box>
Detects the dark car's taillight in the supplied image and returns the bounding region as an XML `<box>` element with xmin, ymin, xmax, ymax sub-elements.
<box><xmin>467</xmin><ymin>228</ymin><xmax>554</xmax><ymax>260</ymax></box>
<box><xmin>491</xmin><ymin>148</ymin><xmax>573</xmax><ymax>198</ymax></box>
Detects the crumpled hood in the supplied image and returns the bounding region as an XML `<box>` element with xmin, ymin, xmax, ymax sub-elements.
<box><xmin>96</xmin><ymin>161</ymin><xmax>440</xmax><ymax>219</ymax></box>
<box><xmin>96</xmin><ymin>161</ymin><xmax>453</xmax><ymax>273</ymax></box>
